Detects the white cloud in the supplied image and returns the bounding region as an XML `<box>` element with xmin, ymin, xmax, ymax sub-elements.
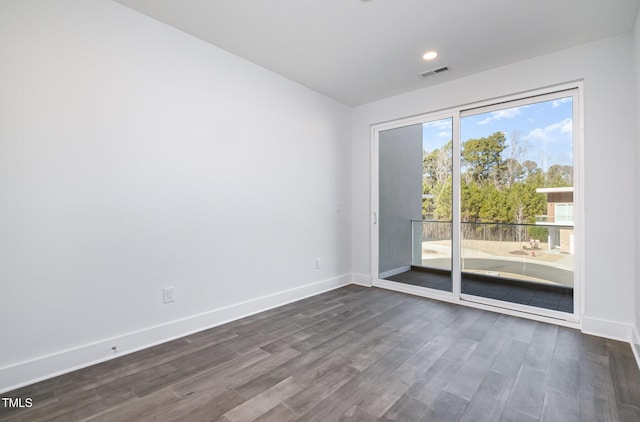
<box><xmin>477</xmin><ymin>107</ymin><xmax>522</xmax><ymax>125</ymax></box>
<box><xmin>525</xmin><ymin>128</ymin><xmax>547</xmax><ymax>141</ymax></box>
<box><xmin>438</xmin><ymin>131</ymin><xmax>450</xmax><ymax>138</ymax></box>
<box><xmin>424</xmin><ymin>119</ymin><xmax>452</xmax><ymax>131</ymax></box>
<box><xmin>552</xmin><ymin>97</ymin><xmax>571</xmax><ymax>108</ymax></box>
<box><xmin>523</xmin><ymin>118</ymin><xmax>572</xmax><ymax>142</ymax></box>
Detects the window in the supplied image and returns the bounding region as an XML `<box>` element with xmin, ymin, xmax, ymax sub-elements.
<box><xmin>555</xmin><ymin>203</ymin><xmax>574</xmax><ymax>224</ymax></box>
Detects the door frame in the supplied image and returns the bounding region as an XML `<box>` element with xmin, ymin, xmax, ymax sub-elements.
<box><xmin>370</xmin><ymin>81</ymin><xmax>584</xmax><ymax>328</ymax></box>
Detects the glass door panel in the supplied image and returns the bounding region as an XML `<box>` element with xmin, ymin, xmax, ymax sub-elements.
<box><xmin>459</xmin><ymin>95</ymin><xmax>575</xmax><ymax>313</ymax></box>
<box><xmin>378</xmin><ymin>118</ymin><xmax>453</xmax><ymax>292</ymax></box>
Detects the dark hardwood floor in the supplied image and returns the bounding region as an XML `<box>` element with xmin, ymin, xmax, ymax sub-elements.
<box><xmin>2</xmin><ymin>285</ymin><xmax>639</xmax><ymax>421</ymax></box>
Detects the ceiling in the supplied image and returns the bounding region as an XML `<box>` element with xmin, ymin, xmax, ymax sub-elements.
<box><xmin>114</xmin><ymin>0</ymin><xmax>640</xmax><ymax>106</ymax></box>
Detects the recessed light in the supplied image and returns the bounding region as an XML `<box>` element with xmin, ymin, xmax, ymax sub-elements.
<box><xmin>422</xmin><ymin>51</ymin><xmax>438</xmax><ymax>61</ymax></box>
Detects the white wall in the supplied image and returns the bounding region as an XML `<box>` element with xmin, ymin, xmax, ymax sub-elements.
<box><xmin>633</xmin><ymin>9</ymin><xmax>640</xmax><ymax>361</ymax></box>
<box><xmin>0</xmin><ymin>0</ymin><xmax>351</xmax><ymax>392</ymax></box>
<box><xmin>352</xmin><ymin>34</ymin><xmax>638</xmax><ymax>339</ymax></box>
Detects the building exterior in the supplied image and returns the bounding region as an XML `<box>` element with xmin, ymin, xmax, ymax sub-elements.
<box><xmin>536</xmin><ymin>187</ymin><xmax>574</xmax><ymax>253</ymax></box>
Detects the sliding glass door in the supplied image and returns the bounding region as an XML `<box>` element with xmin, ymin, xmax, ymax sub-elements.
<box><xmin>459</xmin><ymin>93</ymin><xmax>577</xmax><ymax>315</ymax></box>
<box><xmin>373</xmin><ymin>86</ymin><xmax>580</xmax><ymax>321</ymax></box>
<box><xmin>377</xmin><ymin>116</ymin><xmax>453</xmax><ymax>293</ymax></box>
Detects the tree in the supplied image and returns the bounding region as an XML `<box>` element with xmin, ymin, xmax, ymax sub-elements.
<box><xmin>501</xmin><ymin>131</ymin><xmax>528</xmax><ymax>188</ymax></box>
<box><xmin>434</xmin><ymin>175</ymin><xmax>452</xmax><ymax>221</ymax></box>
<box><xmin>500</xmin><ymin>158</ymin><xmax>524</xmax><ymax>188</ymax></box>
<box><xmin>423</xmin><ymin>140</ymin><xmax>452</xmax><ymax>187</ymax></box>
<box><xmin>461</xmin><ymin>180</ymin><xmax>484</xmax><ymax>222</ymax></box>
<box><xmin>423</xmin><ymin>141</ymin><xmax>452</xmax><ymax>220</ymax></box>
<box><xmin>522</xmin><ymin>160</ymin><xmax>542</xmax><ymax>185</ymax></box>
<box><xmin>506</xmin><ymin>183</ymin><xmax>546</xmax><ymax>224</ymax></box>
<box><xmin>422</xmin><ymin>183</ymin><xmax>434</xmax><ymax>219</ymax></box>
<box><xmin>545</xmin><ymin>164</ymin><xmax>573</xmax><ymax>187</ymax></box>
<box><xmin>479</xmin><ymin>184</ymin><xmax>507</xmax><ymax>222</ymax></box>
<box><xmin>461</xmin><ymin>132</ymin><xmax>507</xmax><ymax>184</ymax></box>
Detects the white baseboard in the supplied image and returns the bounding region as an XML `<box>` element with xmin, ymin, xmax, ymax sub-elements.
<box><xmin>0</xmin><ymin>274</ymin><xmax>352</xmax><ymax>394</ymax></box>
<box><xmin>581</xmin><ymin>315</ymin><xmax>633</xmax><ymax>343</ymax></box>
<box><xmin>379</xmin><ymin>265</ymin><xmax>411</xmax><ymax>279</ymax></box>
<box><xmin>632</xmin><ymin>325</ymin><xmax>640</xmax><ymax>371</ymax></box>
<box><xmin>351</xmin><ymin>273</ymin><xmax>372</xmax><ymax>287</ymax></box>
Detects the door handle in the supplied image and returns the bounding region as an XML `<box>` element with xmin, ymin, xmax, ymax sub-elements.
<box><xmin>373</xmin><ymin>211</ymin><xmax>377</xmax><ymax>224</ymax></box>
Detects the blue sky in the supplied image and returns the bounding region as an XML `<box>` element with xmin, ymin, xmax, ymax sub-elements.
<box><xmin>423</xmin><ymin>96</ymin><xmax>573</xmax><ymax>170</ymax></box>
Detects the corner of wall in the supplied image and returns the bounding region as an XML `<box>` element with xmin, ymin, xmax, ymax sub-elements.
<box><xmin>582</xmin><ymin>315</ymin><xmax>634</xmax><ymax>343</ymax></box>
<box><xmin>351</xmin><ymin>273</ymin><xmax>372</xmax><ymax>287</ymax></box>
<box><xmin>632</xmin><ymin>325</ymin><xmax>640</xmax><ymax>370</ymax></box>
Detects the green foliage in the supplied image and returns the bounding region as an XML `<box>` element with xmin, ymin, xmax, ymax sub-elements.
<box><xmin>461</xmin><ymin>180</ymin><xmax>483</xmax><ymax>222</ymax></box>
<box><xmin>546</xmin><ymin>164</ymin><xmax>573</xmax><ymax>187</ymax></box>
<box><xmin>522</xmin><ymin>160</ymin><xmax>541</xmax><ymax>183</ymax></box>
<box><xmin>499</xmin><ymin>158</ymin><xmax>524</xmax><ymax>187</ymax></box>
<box><xmin>479</xmin><ymin>184</ymin><xmax>505</xmax><ymax>222</ymax></box>
<box><xmin>423</xmin><ymin>131</ymin><xmax>572</xmax><ymax>226</ymax></box>
<box><xmin>505</xmin><ymin>183</ymin><xmax>546</xmax><ymax>224</ymax></box>
<box><xmin>528</xmin><ymin>226</ymin><xmax>548</xmax><ymax>240</ymax></box>
<box><xmin>423</xmin><ymin>140</ymin><xmax>452</xmax><ymax>187</ymax></box>
<box><xmin>461</xmin><ymin>132</ymin><xmax>507</xmax><ymax>184</ymax></box>
<box><xmin>434</xmin><ymin>176</ymin><xmax>452</xmax><ymax>220</ymax></box>
<box><xmin>423</xmin><ymin>141</ymin><xmax>452</xmax><ymax>221</ymax></box>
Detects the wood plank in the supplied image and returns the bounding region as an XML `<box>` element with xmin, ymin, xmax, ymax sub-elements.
<box><xmin>617</xmin><ymin>403</ymin><xmax>640</xmax><ymax>422</ymax></box>
<box><xmin>341</xmin><ymin>405</ymin><xmax>378</xmax><ymax>421</ymax></box>
<box><xmin>285</xmin><ymin>365</ymin><xmax>359</xmax><ymax>414</ymax></box>
<box><xmin>171</xmin><ymin>347</ymin><xmax>299</xmax><ymax>399</ymax></box>
<box><xmin>222</xmin><ymin>377</ymin><xmax>301</xmax><ymax>422</ymax></box>
<box><xmin>168</xmin><ymin>348</ymin><xmax>269</xmax><ymax>396</ymax></box>
<box><xmin>163</xmin><ymin>389</ymin><xmax>245</xmax><ymax>422</ymax></box>
<box><xmin>423</xmin><ymin>390</ymin><xmax>469</xmax><ymax>421</ymax></box>
<box><xmin>380</xmin><ymin>394</ymin><xmax>430</xmax><ymax>421</ymax></box>
<box><xmin>86</xmin><ymin>388</ymin><xmax>179</xmax><ymax>422</ymax></box>
<box><xmin>223</xmin><ymin>331</ymin><xmax>283</xmax><ymax>355</ymax></box>
<box><xmin>393</xmin><ymin>340</ymin><xmax>449</xmax><ymax>384</ymax></box>
<box><xmin>499</xmin><ymin>407</ymin><xmax>539</xmax><ymax>422</ymax></box>
<box><xmin>523</xmin><ymin>322</ymin><xmax>558</xmax><ymax>372</ymax></box>
<box><xmin>444</xmin><ymin>355</ymin><xmax>493</xmax><ymax>401</ymax></box>
<box><xmin>540</xmin><ymin>390</ymin><xmax>580</xmax><ymax>422</ymax></box>
<box><xmin>460</xmin><ymin>370</ymin><xmax>514</xmax><ymax>422</ymax></box>
<box><xmin>608</xmin><ymin>344</ymin><xmax>640</xmax><ymax>407</ymax></box>
<box><xmin>547</xmin><ymin>354</ymin><xmax>580</xmax><ymax>396</ymax></box>
<box><xmin>356</xmin><ymin>376</ymin><xmax>409</xmax><ymax>417</ymax></box>
<box><xmin>553</xmin><ymin>327</ymin><xmax>582</xmax><ymax>359</ymax></box>
<box><xmin>234</xmin><ymin>319</ymin><xmax>398</xmax><ymax>399</ymax></box>
<box><xmin>95</xmin><ymin>343</ymin><xmax>238</xmax><ymax>399</ymax></box>
<box><xmin>253</xmin><ymin>403</ymin><xmax>295</xmax><ymax>422</ymax></box>
<box><xmin>404</xmin><ymin>352</ymin><xmax>468</xmax><ymax>406</ymax></box>
<box><xmin>299</xmin><ymin>344</ymin><xmax>419</xmax><ymax>422</ymax></box>
<box><xmin>503</xmin><ymin>366</ymin><xmax>549</xmax><ymax>419</ymax></box>
<box><xmin>579</xmin><ymin>353</ymin><xmax>619</xmax><ymax>422</ymax></box>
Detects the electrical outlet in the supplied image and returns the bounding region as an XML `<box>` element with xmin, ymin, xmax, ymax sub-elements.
<box><xmin>163</xmin><ymin>286</ymin><xmax>175</xmax><ymax>303</ymax></box>
<box><xmin>316</xmin><ymin>258</ymin><xmax>322</xmax><ymax>269</ymax></box>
